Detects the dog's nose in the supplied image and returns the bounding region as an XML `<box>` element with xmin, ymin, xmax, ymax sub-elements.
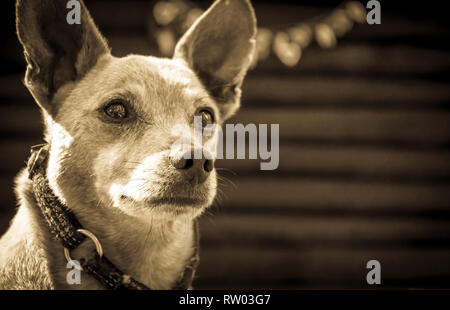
<box><xmin>169</xmin><ymin>150</ymin><xmax>214</xmax><ymax>184</ymax></box>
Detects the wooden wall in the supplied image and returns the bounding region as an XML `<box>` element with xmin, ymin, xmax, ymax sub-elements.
<box><xmin>0</xmin><ymin>1</ymin><xmax>449</xmax><ymax>289</ymax></box>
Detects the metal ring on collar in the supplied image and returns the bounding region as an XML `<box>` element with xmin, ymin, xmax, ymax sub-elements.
<box><xmin>64</xmin><ymin>229</ymin><xmax>103</xmax><ymax>271</ymax></box>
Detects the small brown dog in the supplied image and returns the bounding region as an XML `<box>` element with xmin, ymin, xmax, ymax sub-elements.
<box><xmin>0</xmin><ymin>0</ymin><xmax>256</xmax><ymax>289</ymax></box>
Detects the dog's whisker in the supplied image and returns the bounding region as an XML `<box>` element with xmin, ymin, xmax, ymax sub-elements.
<box><xmin>217</xmin><ymin>175</ymin><xmax>237</xmax><ymax>190</ymax></box>
<box><xmin>216</xmin><ymin>167</ymin><xmax>237</xmax><ymax>175</ymax></box>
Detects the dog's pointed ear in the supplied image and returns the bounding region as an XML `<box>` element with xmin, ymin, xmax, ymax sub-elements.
<box><xmin>173</xmin><ymin>0</ymin><xmax>257</xmax><ymax>121</ymax></box>
<box><xmin>16</xmin><ymin>0</ymin><xmax>110</xmax><ymax>114</ymax></box>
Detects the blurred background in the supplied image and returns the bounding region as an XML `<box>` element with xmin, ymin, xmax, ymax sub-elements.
<box><xmin>1</xmin><ymin>0</ymin><xmax>450</xmax><ymax>289</ymax></box>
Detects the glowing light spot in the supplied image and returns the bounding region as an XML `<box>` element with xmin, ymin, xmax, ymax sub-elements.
<box><xmin>273</xmin><ymin>32</ymin><xmax>302</xmax><ymax>67</ymax></box>
<box><xmin>315</xmin><ymin>23</ymin><xmax>337</xmax><ymax>49</ymax></box>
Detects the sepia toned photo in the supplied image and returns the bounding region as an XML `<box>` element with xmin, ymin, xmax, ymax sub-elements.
<box><xmin>0</xmin><ymin>0</ymin><xmax>448</xmax><ymax>297</ymax></box>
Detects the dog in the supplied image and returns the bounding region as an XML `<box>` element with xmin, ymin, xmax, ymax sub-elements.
<box><xmin>0</xmin><ymin>0</ymin><xmax>256</xmax><ymax>289</ymax></box>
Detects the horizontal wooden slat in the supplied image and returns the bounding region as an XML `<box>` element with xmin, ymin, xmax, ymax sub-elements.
<box><xmin>217</xmin><ymin>145</ymin><xmax>450</xmax><ymax>181</ymax></box>
<box><xmin>214</xmin><ymin>178</ymin><xmax>450</xmax><ymax>212</ymax></box>
<box><xmin>242</xmin><ymin>77</ymin><xmax>450</xmax><ymax>108</ymax></box>
<box><xmin>195</xmin><ymin>247</ymin><xmax>450</xmax><ymax>289</ymax></box>
<box><xmin>199</xmin><ymin>215</ymin><xmax>450</xmax><ymax>254</ymax></box>
<box><xmin>229</xmin><ymin>108</ymin><xmax>450</xmax><ymax>144</ymax></box>
<box><xmin>199</xmin><ymin>214</ymin><xmax>450</xmax><ymax>247</ymax></box>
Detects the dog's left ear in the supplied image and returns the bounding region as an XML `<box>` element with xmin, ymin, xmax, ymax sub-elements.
<box><xmin>16</xmin><ymin>0</ymin><xmax>110</xmax><ymax>115</ymax></box>
<box><xmin>173</xmin><ymin>0</ymin><xmax>257</xmax><ymax>121</ymax></box>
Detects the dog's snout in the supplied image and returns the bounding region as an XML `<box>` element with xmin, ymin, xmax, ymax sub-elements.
<box><xmin>171</xmin><ymin>157</ymin><xmax>213</xmax><ymax>172</ymax></box>
<box><xmin>169</xmin><ymin>150</ymin><xmax>214</xmax><ymax>183</ymax></box>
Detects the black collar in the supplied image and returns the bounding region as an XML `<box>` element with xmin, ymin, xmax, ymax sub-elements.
<box><xmin>27</xmin><ymin>144</ymin><xmax>199</xmax><ymax>290</ymax></box>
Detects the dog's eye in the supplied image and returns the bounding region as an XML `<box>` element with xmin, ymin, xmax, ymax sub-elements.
<box><xmin>104</xmin><ymin>101</ymin><xmax>127</xmax><ymax>119</ymax></box>
<box><xmin>196</xmin><ymin>109</ymin><xmax>215</xmax><ymax>127</ymax></box>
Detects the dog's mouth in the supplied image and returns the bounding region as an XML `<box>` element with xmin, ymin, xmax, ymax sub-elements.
<box><xmin>113</xmin><ymin>176</ymin><xmax>217</xmax><ymax>215</ymax></box>
<box><xmin>146</xmin><ymin>196</ymin><xmax>206</xmax><ymax>207</ymax></box>
<box><xmin>120</xmin><ymin>194</ymin><xmax>208</xmax><ymax>208</ymax></box>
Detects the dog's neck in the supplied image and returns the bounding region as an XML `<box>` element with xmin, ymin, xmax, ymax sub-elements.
<box><xmin>15</xmin><ymin>169</ymin><xmax>195</xmax><ymax>289</ymax></box>
<box><xmin>68</xmin><ymin>200</ymin><xmax>196</xmax><ymax>290</ymax></box>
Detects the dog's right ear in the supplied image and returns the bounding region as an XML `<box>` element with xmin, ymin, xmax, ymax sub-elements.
<box><xmin>173</xmin><ymin>0</ymin><xmax>257</xmax><ymax>121</ymax></box>
<box><xmin>16</xmin><ymin>0</ymin><xmax>110</xmax><ymax>114</ymax></box>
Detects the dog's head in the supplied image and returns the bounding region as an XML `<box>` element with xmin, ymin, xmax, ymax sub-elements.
<box><xmin>16</xmin><ymin>0</ymin><xmax>256</xmax><ymax>220</ymax></box>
